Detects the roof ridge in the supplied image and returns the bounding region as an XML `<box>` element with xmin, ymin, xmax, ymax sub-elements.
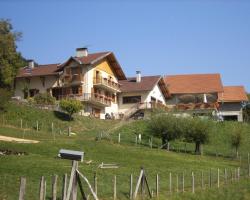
<box><xmin>165</xmin><ymin>73</ymin><xmax>221</xmax><ymax>77</ymax></box>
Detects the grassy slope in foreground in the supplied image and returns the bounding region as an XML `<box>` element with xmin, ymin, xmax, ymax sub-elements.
<box><xmin>0</xmin><ymin>103</ymin><xmax>249</xmax><ymax>199</ymax></box>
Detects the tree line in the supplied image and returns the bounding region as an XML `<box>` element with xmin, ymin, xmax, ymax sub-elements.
<box><xmin>148</xmin><ymin>112</ymin><xmax>244</xmax><ymax>156</ymax></box>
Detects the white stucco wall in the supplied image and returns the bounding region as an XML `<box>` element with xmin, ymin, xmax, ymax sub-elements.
<box><xmin>15</xmin><ymin>76</ymin><xmax>58</xmax><ymax>98</ymax></box>
<box><xmin>118</xmin><ymin>91</ymin><xmax>149</xmax><ymax>114</ymax></box>
<box><xmin>145</xmin><ymin>84</ymin><xmax>166</xmax><ymax>105</ymax></box>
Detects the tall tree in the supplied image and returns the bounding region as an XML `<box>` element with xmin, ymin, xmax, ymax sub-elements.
<box><xmin>0</xmin><ymin>19</ymin><xmax>25</xmax><ymax>89</ymax></box>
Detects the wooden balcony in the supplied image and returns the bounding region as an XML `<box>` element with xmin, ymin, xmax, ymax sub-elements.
<box><xmin>63</xmin><ymin>74</ymin><xmax>83</xmax><ymax>85</ymax></box>
<box><xmin>93</xmin><ymin>77</ymin><xmax>121</xmax><ymax>93</ymax></box>
<box><xmin>174</xmin><ymin>102</ymin><xmax>219</xmax><ymax>112</ymax></box>
<box><xmin>59</xmin><ymin>93</ymin><xmax>111</xmax><ymax>107</ymax></box>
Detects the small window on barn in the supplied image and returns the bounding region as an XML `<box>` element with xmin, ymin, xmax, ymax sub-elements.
<box><xmin>123</xmin><ymin>96</ymin><xmax>141</xmax><ymax>104</ymax></box>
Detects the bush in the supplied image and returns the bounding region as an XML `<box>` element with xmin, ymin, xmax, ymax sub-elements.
<box><xmin>33</xmin><ymin>93</ymin><xmax>56</xmax><ymax>105</ymax></box>
<box><xmin>59</xmin><ymin>99</ymin><xmax>83</xmax><ymax>120</ymax></box>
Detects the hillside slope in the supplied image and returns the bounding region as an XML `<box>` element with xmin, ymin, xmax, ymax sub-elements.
<box><xmin>0</xmin><ymin>103</ymin><xmax>250</xmax><ymax>200</ymax></box>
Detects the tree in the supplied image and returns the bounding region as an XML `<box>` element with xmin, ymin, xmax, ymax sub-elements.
<box><xmin>0</xmin><ymin>19</ymin><xmax>26</xmax><ymax>89</ymax></box>
<box><xmin>148</xmin><ymin>113</ymin><xmax>183</xmax><ymax>149</ymax></box>
<box><xmin>184</xmin><ymin>118</ymin><xmax>211</xmax><ymax>154</ymax></box>
<box><xmin>0</xmin><ymin>88</ymin><xmax>12</xmax><ymax>112</ymax></box>
<box><xmin>231</xmin><ymin>124</ymin><xmax>244</xmax><ymax>158</ymax></box>
<box><xmin>59</xmin><ymin>99</ymin><xmax>83</xmax><ymax>120</ymax></box>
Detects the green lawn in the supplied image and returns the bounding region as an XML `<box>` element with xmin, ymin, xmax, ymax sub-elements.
<box><xmin>0</xmin><ymin>103</ymin><xmax>250</xmax><ymax>199</ymax></box>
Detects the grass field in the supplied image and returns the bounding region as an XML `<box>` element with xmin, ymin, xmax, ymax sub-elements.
<box><xmin>0</xmin><ymin>103</ymin><xmax>250</xmax><ymax>200</ymax></box>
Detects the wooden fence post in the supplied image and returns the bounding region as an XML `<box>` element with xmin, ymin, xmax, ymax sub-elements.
<box><xmin>62</xmin><ymin>174</ymin><xmax>67</xmax><ymax>200</ymax></box>
<box><xmin>231</xmin><ymin>169</ymin><xmax>233</xmax><ymax>183</ymax></box>
<box><xmin>36</xmin><ymin>120</ymin><xmax>39</xmax><ymax>131</ymax></box>
<box><xmin>118</xmin><ymin>133</ymin><xmax>121</xmax><ymax>144</ymax></box>
<box><xmin>248</xmin><ymin>153</ymin><xmax>250</xmax><ymax>166</ymax></box>
<box><xmin>20</xmin><ymin>119</ymin><xmax>23</xmax><ymax>129</ymax></box>
<box><xmin>176</xmin><ymin>174</ymin><xmax>179</xmax><ymax>193</ymax></box>
<box><xmin>182</xmin><ymin>172</ymin><xmax>185</xmax><ymax>192</ymax></box>
<box><xmin>217</xmin><ymin>168</ymin><xmax>220</xmax><ymax>188</ymax></box>
<box><xmin>39</xmin><ymin>176</ymin><xmax>45</xmax><ymax>200</ymax></box>
<box><xmin>237</xmin><ymin>167</ymin><xmax>240</xmax><ymax>181</ymax></box>
<box><xmin>68</xmin><ymin>127</ymin><xmax>71</xmax><ymax>136</ymax></box>
<box><xmin>19</xmin><ymin>177</ymin><xmax>26</xmax><ymax>200</ymax></box>
<box><xmin>169</xmin><ymin>172</ymin><xmax>172</xmax><ymax>195</ymax></box>
<box><xmin>94</xmin><ymin>173</ymin><xmax>98</xmax><ymax>196</ymax></box>
<box><xmin>71</xmin><ymin>162</ymin><xmax>78</xmax><ymax>200</ymax></box>
<box><xmin>130</xmin><ymin>174</ymin><xmax>133</xmax><ymax>200</ymax></box>
<box><xmin>156</xmin><ymin>174</ymin><xmax>159</xmax><ymax>197</ymax></box>
<box><xmin>51</xmin><ymin>122</ymin><xmax>54</xmax><ymax>134</ymax></box>
<box><xmin>113</xmin><ymin>175</ymin><xmax>117</xmax><ymax>200</ymax></box>
<box><xmin>209</xmin><ymin>169</ymin><xmax>212</xmax><ymax>188</ymax></box>
<box><xmin>44</xmin><ymin>180</ymin><xmax>46</xmax><ymax>200</ymax></box>
<box><xmin>52</xmin><ymin>175</ymin><xmax>58</xmax><ymax>200</ymax></box>
<box><xmin>248</xmin><ymin>164</ymin><xmax>250</xmax><ymax>178</ymax></box>
<box><xmin>192</xmin><ymin>172</ymin><xmax>195</xmax><ymax>194</ymax></box>
<box><xmin>201</xmin><ymin>171</ymin><xmax>204</xmax><ymax>189</ymax></box>
<box><xmin>224</xmin><ymin>168</ymin><xmax>227</xmax><ymax>185</ymax></box>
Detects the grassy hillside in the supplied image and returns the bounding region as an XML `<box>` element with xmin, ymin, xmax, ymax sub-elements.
<box><xmin>0</xmin><ymin>103</ymin><xmax>250</xmax><ymax>200</ymax></box>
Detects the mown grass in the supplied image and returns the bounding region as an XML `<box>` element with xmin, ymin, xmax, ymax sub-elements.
<box><xmin>0</xmin><ymin>103</ymin><xmax>250</xmax><ymax>199</ymax></box>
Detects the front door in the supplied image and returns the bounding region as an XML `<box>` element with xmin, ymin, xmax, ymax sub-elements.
<box><xmin>93</xmin><ymin>108</ymin><xmax>101</xmax><ymax>118</ymax></box>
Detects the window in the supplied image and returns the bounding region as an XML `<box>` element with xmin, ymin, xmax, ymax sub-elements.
<box><xmin>151</xmin><ymin>97</ymin><xmax>156</xmax><ymax>102</ymax></box>
<box><xmin>71</xmin><ymin>67</ymin><xmax>79</xmax><ymax>75</ymax></box>
<box><xmin>72</xmin><ymin>86</ymin><xmax>79</xmax><ymax>94</ymax></box>
<box><xmin>123</xmin><ymin>96</ymin><xmax>141</xmax><ymax>104</ymax></box>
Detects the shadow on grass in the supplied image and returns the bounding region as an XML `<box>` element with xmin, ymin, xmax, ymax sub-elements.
<box><xmin>53</xmin><ymin>111</ymin><xmax>70</xmax><ymax>121</ymax></box>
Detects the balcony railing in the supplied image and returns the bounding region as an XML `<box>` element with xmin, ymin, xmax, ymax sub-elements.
<box><xmin>58</xmin><ymin>93</ymin><xmax>111</xmax><ymax>107</ymax></box>
<box><xmin>93</xmin><ymin>77</ymin><xmax>120</xmax><ymax>92</ymax></box>
<box><xmin>174</xmin><ymin>102</ymin><xmax>219</xmax><ymax>111</ymax></box>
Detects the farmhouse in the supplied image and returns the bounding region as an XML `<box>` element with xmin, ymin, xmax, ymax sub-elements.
<box><xmin>118</xmin><ymin>74</ymin><xmax>170</xmax><ymax>119</ymax></box>
<box><xmin>14</xmin><ymin>48</ymin><xmax>248</xmax><ymax>121</ymax></box>
<box><xmin>164</xmin><ymin>74</ymin><xmax>248</xmax><ymax>121</ymax></box>
<box><xmin>14</xmin><ymin>48</ymin><xmax>169</xmax><ymax>119</ymax></box>
<box><xmin>218</xmin><ymin>86</ymin><xmax>248</xmax><ymax>121</ymax></box>
<box><xmin>15</xmin><ymin>48</ymin><xmax>127</xmax><ymax>119</ymax></box>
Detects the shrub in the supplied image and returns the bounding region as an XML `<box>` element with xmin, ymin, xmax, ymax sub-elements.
<box><xmin>33</xmin><ymin>93</ymin><xmax>56</xmax><ymax>105</ymax></box>
<box><xmin>59</xmin><ymin>99</ymin><xmax>83</xmax><ymax>120</ymax></box>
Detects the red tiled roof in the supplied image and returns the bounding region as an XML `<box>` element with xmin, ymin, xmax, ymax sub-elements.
<box><xmin>218</xmin><ymin>86</ymin><xmax>248</xmax><ymax>102</ymax></box>
<box><xmin>119</xmin><ymin>76</ymin><xmax>161</xmax><ymax>93</ymax></box>
<box><xmin>16</xmin><ymin>64</ymin><xmax>60</xmax><ymax>78</ymax></box>
<box><xmin>164</xmin><ymin>73</ymin><xmax>224</xmax><ymax>94</ymax></box>
<box><xmin>74</xmin><ymin>52</ymin><xmax>110</xmax><ymax>64</ymax></box>
<box><xmin>16</xmin><ymin>52</ymin><xmax>126</xmax><ymax>80</ymax></box>
<box><xmin>60</xmin><ymin>52</ymin><xmax>126</xmax><ymax>80</ymax></box>
<box><xmin>119</xmin><ymin>75</ymin><xmax>170</xmax><ymax>100</ymax></box>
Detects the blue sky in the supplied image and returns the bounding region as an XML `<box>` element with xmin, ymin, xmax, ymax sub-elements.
<box><xmin>1</xmin><ymin>0</ymin><xmax>250</xmax><ymax>92</ymax></box>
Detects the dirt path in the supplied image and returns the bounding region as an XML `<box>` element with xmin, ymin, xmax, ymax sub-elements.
<box><xmin>0</xmin><ymin>135</ymin><xmax>39</xmax><ymax>143</ymax></box>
